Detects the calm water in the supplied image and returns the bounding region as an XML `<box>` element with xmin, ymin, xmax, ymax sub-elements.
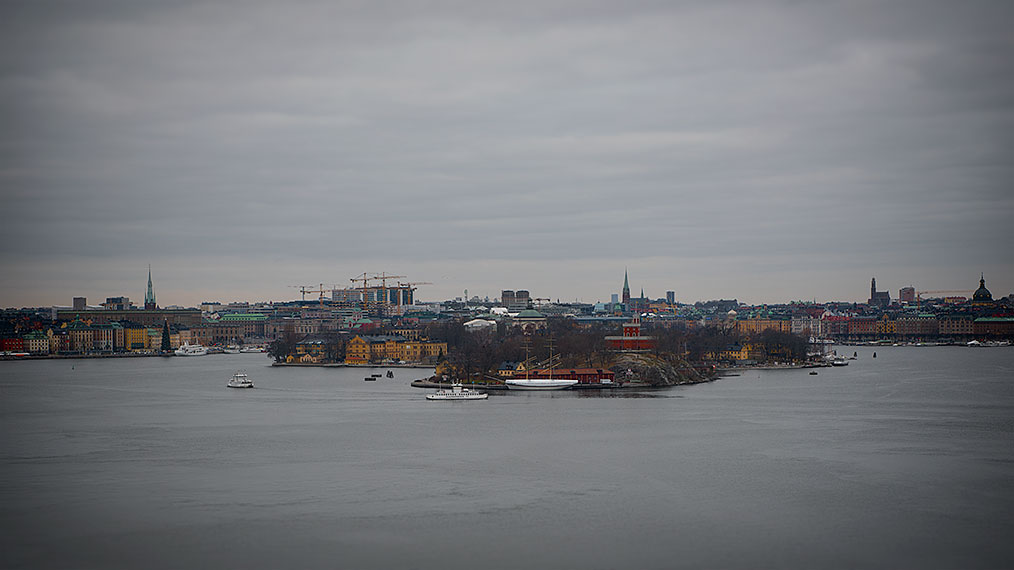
<box><xmin>2</xmin><ymin>347</ymin><xmax>1013</xmax><ymax>569</ymax></box>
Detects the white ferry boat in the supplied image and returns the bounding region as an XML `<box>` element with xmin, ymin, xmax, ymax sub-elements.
<box><xmin>227</xmin><ymin>371</ymin><xmax>253</xmax><ymax>389</ymax></box>
<box><xmin>426</xmin><ymin>382</ymin><xmax>488</xmax><ymax>401</ymax></box>
<box><xmin>174</xmin><ymin>343</ymin><xmax>208</xmax><ymax>356</ymax></box>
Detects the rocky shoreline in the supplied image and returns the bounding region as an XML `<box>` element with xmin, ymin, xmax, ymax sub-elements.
<box><xmin>412</xmin><ymin>353</ymin><xmax>716</xmax><ymax>390</ymax></box>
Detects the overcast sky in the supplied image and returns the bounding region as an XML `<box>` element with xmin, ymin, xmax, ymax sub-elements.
<box><xmin>2</xmin><ymin>0</ymin><xmax>1012</xmax><ymax>308</ymax></box>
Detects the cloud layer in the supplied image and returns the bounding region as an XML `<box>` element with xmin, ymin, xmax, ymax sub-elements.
<box><xmin>2</xmin><ymin>0</ymin><xmax>1012</xmax><ymax>306</ymax></box>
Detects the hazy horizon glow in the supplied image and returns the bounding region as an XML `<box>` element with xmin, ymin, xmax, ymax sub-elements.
<box><xmin>3</xmin><ymin>0</ymin><xmax>1012</xmax><ymax>308</ymax></box>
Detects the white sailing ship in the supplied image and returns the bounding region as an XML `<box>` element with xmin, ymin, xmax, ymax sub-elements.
<box><xmin>505</xmin><ymin>335</ymin><xmax>577</xmax><ymax>390</ymax></box>
<box><xmin>504</xmin><ymin>377</ymin><xmax>579</xmax><ymax>390</ymax></box>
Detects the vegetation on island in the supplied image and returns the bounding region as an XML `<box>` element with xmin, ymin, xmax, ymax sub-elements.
<box><xmin>419</xmin><ymin>319</ymin><xmax>810</xmax><ymax>385</ymax></box>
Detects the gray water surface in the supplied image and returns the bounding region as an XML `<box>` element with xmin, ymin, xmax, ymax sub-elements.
<box><xmin>2</xmin><ymin>347</ymin><xmax>1013</xmax><ymax>569</ymax></box>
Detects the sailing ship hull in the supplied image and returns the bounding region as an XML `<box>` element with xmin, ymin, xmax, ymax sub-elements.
<box><xmin>504</xmin><ymin>380</ymin><xmax>578</xmax><ymax>391</ymax></box>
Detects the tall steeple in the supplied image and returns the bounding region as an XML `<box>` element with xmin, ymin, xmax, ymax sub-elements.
<box><xmin>622</xmin><ymin>269</ymin><xmax>631</xmax><ymax>305</ymax></box>
<box><xmin>145</xmin><ymin>265</ymin><xmax>157</xmax><ymax>310</ymax></box>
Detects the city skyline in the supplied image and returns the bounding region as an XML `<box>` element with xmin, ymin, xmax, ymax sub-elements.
<box><xmin>2</xmin><ymin>0</ymin><xmax>1012</xmax><ymax>308</ymax></box>
<box><xmin>8</xmin><ymin>265</ymin><xmax>1003</xmax><ymax>310</ymax></box>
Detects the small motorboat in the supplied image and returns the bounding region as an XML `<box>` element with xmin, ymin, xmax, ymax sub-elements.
<box><xmin>364</xmin><ymin>377</ymin><xmax>376</xmax><ymax>381</ymax></box>
<box><xmin>227</xmin><ymin>372</ymin><xmax>253</xmax><ymax>389</ymax></box>
<box><xmin>809</xmin><ymin>371</ymin><xmax>818</xmax><ymax>376</ymax></box>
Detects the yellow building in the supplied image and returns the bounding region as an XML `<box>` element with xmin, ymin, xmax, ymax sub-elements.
<box><xmin>392</xmin><ymin>328</ymin><xmax>421</xmax><ymax>340</ymax></box>
<box><xmin>123</xmin><ymin>324</ymin><xmax>151</xmax><ymax>351</ymax></box>
<box><xmin>345</xmin><ymin>335</ymin><xmax>373</xmax><ymax>364</ymax></box>
<box><xmin>706</xmin><ymin>343</ymin><xmax>756</xmax><ymax>362</ymax></box>
<box><xmin>296</xmin><ymin>338</ymin><xmax>327</xmax><ymax>360</ymax></box>
<box><xmin>344</xmin><ymin>334</ymin><xmax>447</xmax><ymax>364</ymax></box>
<box><xmin>735</xmin><ymin>319</ymin><xmax>792</xmax><ymax>335</ymax></box>
<box><xmin>875</xmin><ymin>315</ymin><xmax>897</xmax><ymax>335</ymax></box>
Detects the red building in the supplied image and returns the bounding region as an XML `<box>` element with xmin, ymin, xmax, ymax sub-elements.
<box><xmin>605</xmin><ymin>315</ymin><xmax>656</xmax><ymax>351</ymax></box>
<box><xmin>1</xmin><ymin>337</ymin><xmax>25</xmax><ymax>352</ymax></box>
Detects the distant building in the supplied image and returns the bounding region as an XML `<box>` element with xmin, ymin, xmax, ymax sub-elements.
<box><xmin>666</xmin><ymin>291</ymin><xmax>676</xmax><ymax>305</ymax></box>
<box><xmin>515</xmin><ymin>290</ymin><xmax>531</xmax><ymax>310</ymax></box>
<box><xmin>622</xmin><ymin>270</ymin><xmax>631</xmax><ymax>305</ymax></box>
<box><xmin>513</xmin><ymin>308</ymin><xmax>547</xmax><ymax>332</ymax></box>
<box><xmin>972</xmin><ymin>273</ymin><xmax>994</xmax><ymax>308</ymax></box>
<box><xmin>103</xmin><ymin>297</ymin><xmax>131</xmax><ymax>311</ymax></box>
<box><xmin>869</xmin><ymin>278</ymin><xmax>890</xmax><ymax>307</ymax></box>
<box><xmin>144</xmin><ymin>266</ymin><xmax>157</xmax><ymax>310</ymax></box>
<box><xmin>605</xmin><ymin>315</ymin><xmax>656</xmax><ymax>351</ymax></box>
<box><xmin>501</xmin><ymin>289</ymin><xmax>530</xmax><ymax>311</ymax></box>
<box><xmin>73</xmin><ymin>297</ymin><xmax>87</xmax><ymax>311</ymax></box>
<box><xmin>899</xmin><ymin>287</ymin><xmax>916</xmax><ymax>304</ymax></box>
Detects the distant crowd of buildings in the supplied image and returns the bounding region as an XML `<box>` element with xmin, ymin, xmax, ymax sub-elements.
<box><xmin>1</xmin><ymin>270</ymin><xmax>1012</xmax><ymax>359</ymax></box>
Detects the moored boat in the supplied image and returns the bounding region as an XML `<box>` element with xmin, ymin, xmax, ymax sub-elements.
<box><xmin>426</xmin><ymin>382</ymin><xmax>488</xmax><ymax>401</ymax></box>
<box><xmin>504</xmin><ymin>377</ymin><xmax>579</xmax><ymax>390</ymax></box>
<box><xmin>175</xmin><ymin>343</ymin><xmax>208</xmax><ymax>356</ymax></box>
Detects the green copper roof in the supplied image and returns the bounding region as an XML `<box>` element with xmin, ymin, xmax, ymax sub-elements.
<box><xmin>219</xmin><ymin>313</ymin><xmax>268</xmax><ymax>321</ymax></box>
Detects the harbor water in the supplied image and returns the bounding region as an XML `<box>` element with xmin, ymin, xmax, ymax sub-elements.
<box><xmin>2</xmin><ymin>346</ymin><xmax>1013</xmax><ymax>569</ymax></box>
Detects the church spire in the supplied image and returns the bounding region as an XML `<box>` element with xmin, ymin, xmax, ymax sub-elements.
<box><xmin>622</xmin><ymin>269</ymin><xmax>631</xmax><ymax>305</ymax></box>
<box><xmin>145</xmin><ymin>265</ymin><xmax>157</xmax><ymax>310</ymax></box>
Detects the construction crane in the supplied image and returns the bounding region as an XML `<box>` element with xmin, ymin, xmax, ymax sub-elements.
<box><xmin>289</xmin><ymin>284</ymin><xmax>330</xmax><ymax>306</ymax></box>
<box><xmin>375</xmin><ymin>273</ymin><xmax>405</xmax><ymax>310</ymax></box>
<box><xmin>916</xmin><ymin>290</ymin><xmax>972</xmax><ymax>299</ymax></box>
<box><xmin>349</xmin><ymin>273</ymin><xmax>374</xmax><ymax>310</ymax></box>
<box><xmin>397</xmin><ymin>281</ymin><xmax>432</xmax><ymax>307</ymax></box>
<box><xmin>289</xmin><ymin>285</ymin><xmax>317</xmax><ymax>302</ymax></box>
<box><xmin>915</xmin><ymin>290</ymin><xmax>973</xmax><ymax>308</ymax></box>
<box><xmin>349</xmin><ymin>272</ymin><xmax>408</xmax><ymax>314</ymax></box>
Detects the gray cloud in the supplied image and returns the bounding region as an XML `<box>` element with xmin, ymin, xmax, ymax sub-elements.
<box><xmin>2</xmin><ymin>0</ymin><xmax>1012</xmax><ymax>306</ymax></box>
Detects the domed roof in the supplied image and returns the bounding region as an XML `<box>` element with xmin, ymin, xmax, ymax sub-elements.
<box><xmin>516</xmin><ymin>309</ymin><xmax>544</xmax><ymax>319</ymax></box>
<box><xmin>973</xmin><ymin>273</ymin><xmax>992</xmax><ymax>302</ymax></box>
